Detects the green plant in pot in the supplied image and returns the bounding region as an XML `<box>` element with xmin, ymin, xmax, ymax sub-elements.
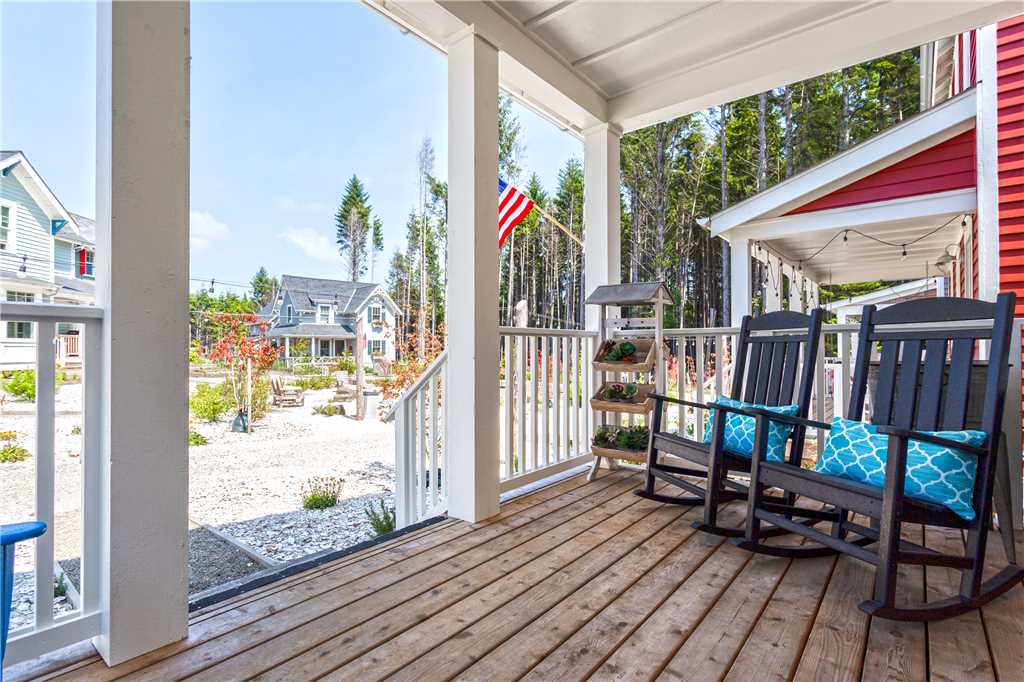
<box><xmin>615</xmin><ymin>424</ymin><xmax>650</xmax><ymax>451</ymax></box>
<box><xmin>593</xmin><ymin>425</ymin><xmax>617</xmax><ymax>448</ymax></box>
<box><xmin>602</xmin><ymin>382</ymin><xmax>639</xmax><ymax>402</ymax></box>
<box><xmin>602</xmin><ymin>340</ymin><xmax>637</xmax><ymax>363</ymax></box>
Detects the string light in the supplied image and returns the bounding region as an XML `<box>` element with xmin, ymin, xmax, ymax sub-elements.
<box><xmin>900</xmin><ymin>245</ymin><xmax>908</xmax><ymax>262</ymax></box>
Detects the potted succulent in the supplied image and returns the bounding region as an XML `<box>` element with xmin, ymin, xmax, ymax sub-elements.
<box><xmin>593</xmin><ymin>338</ymin><xmax>657</xmax><ymax>373</ymax></box>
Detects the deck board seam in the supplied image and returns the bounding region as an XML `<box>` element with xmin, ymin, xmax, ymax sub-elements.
<box><xmin>785</xmin><ymin>555</ymin><xmax>841</xmax><ymax>682</ymax></box>
<box><xmin>143</xmin><ymin>475</ymin><xmax>648</xmax><ymax>681</ymax></box>
<box><xmin>514</xmin><ymin>506</ymin><xmax>738</xmax><ymax>681</ymax></box>
<box><xmin>255</xmin><ymin>480</ymin><xmax>679</xmax><ymax>679</ymax></box>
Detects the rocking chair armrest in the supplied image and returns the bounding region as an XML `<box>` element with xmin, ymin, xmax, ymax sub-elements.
<box><xmin>738</xmin><ymin>408</ymin><xmax>832</xmax><ymax>432</ymax></box>
<box><xmin>650</xmin><ymin>393</ymin><xmax>710</xmax><ymax>411</ymax></box>
<box><xmin>874</xmin><ymin>425</ymin><xmax>989</xmax><ymax>457</ymax></box>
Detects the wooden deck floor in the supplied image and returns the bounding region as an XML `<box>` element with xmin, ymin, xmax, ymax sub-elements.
<box><xmin>9</xmin><ymin>469</ymin><xmax>1024</xmax><ymax>682</ymax></box>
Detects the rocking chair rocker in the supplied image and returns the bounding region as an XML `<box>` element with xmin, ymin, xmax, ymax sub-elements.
<box><xmin>636</xmin><ymin>308</ymin><xmax>824</xmax><ymax>539</ymax></box>
<box><xmin>734</xmin><ymin>293</ymin><xmax>1024</xmax><ymax>621</ymax></box>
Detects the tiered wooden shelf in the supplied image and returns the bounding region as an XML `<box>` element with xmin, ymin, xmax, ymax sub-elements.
<box><xmin>584</xmin><ymin>282</ymin><xmax>671</xmax><ymax>478</ymax></box>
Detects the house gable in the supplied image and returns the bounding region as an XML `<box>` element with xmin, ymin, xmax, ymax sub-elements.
<box><xmin>787</xmin><ymin>129</ymin><xmax>977</xmax><ymax>215</ymax></box>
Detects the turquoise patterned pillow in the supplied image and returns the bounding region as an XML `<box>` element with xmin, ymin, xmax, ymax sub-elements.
<box><xmin>815</xmin><ymin>416</ymin><xmax>986</xmax><ymax>521</ymax></box>
<box><xmin>703</xmin><ymin>396</ymin><xmax>799</xmax><ymax>462</ymax></box>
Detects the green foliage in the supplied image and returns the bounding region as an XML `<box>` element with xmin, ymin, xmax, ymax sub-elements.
<box><xmin>592</xmin><ymin>425</ymin><xmax>650</xmax><ymax>452</ymax></box>
<box><xmin>334</xmin><ymin>353</ymin><xmax>357</xmax><ymax>374</ymax></box>
<box><xmin>188</xmin><ymin>431</ymin><xmax>209</xmax><ymax>446</ymax></box>
<box><xmin>364</xmin><ymin>498</ymin><xmax>396</xmax><ymax>538</ymax></box>
<box><xmin>189</xmin><ymin>382</ymin><xmax>230</xmax><ymax>422</ymax></box>
<box><xmin>593</xmin><ymin>425</ymin><xmax>617</xmax><ymax>448</ymax></box>
<box><xmin>71</xmin><ymin>425</ymin><xmax>82</xmax><ymax>435</ymax></box>
<box><xmin>250</xmin><ymin>267</ymin><xmax>278</xmax><ymax>307</ymax></box>
<box><xmin>0</xmin><ymin>434</ymin><xmax>30</xmax><ymax>463</ymax></box>
<box><xmin>293</xmin><ymin>363</ymin><xmax>324</xmax><ymax>376</ymax></box>
<box><xmin>312</xmin><ymin>403</ymin><xmax>343</xmax><ymax>417</ymax></box>
<box><xmin>54</xmin><ymin>573</ymin><xmax>67</xmax><ymax>598</ymax></box>
<box><xmin>296</xmin><ymin>375</ymin><xmax>335</xmax><ymax>391</ymax></box>
<box><xmin>188</xmin><ymin>339</ymin><xmax>203</xmax><ymax>364</ymax></box>
<box><xmin>301</xmin><ymin>476</ymin><xmax>345</xmax><ymax>510</ymax></box>
<box><xmin>1</xmin><ymin>369</ymin><xmax>64</xmax><ymax>402</ymax></box>
<box><xmin>189</xmin><ymin>291</ymin><xmax>257</xmax><ymax>349</ymax></box>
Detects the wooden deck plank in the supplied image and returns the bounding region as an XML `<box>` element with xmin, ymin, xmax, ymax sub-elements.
<box><xmin>194</xmin><ymin>478</ymin><xmax>669</xmax><ymax>681</ymax></box>
<box><xmin>723</xmin><ymin>553</ymin><xmax>837</xmax><ymax>681</ymax></box>
<box><xmin>314</xmin><ymin>499</ymin><xmax>686</xmax><ymax>681</ymax></box>
<box><xmin>979</xmin><ymin>529</ymin><xmax>1024</xmax><ymax>682</ymax></box>
<box><xmin>590</xmin><ymin>542</ymin><xmax>752</xmax><ymax>681</ymax></box>
<box><xmin>55</xmin><ymin>470</ymin><xmax>637</xmax><ymax>682</ymax></box>
<box><xmin>519</xmin><ymin>507</ymin><xmax>748</xmax><ymax>681</ymax></box>
<box><xmin>656</xmin><ymin>539</ymin><xmax>802</xmax><ymax>681</ymax></box>
<box><xmin>396</xmin><ymin>506</ymin><xmax>714</xmax><ymax>682</ymax></box>
<box><xmin>859</xmin><ymin>525</ymin><xmax>927</xmax><ymax>682</ymax></box>
<box><xmin>924</xmin><ymin>526</ymin><xmax>996</xmax><ymax>682</ymax></box>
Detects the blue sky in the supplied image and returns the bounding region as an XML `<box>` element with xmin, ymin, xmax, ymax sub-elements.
<box><xmin>1</xmin><ymin>1</ymin><xmax>582</xmax><ymax>294</ymax></box>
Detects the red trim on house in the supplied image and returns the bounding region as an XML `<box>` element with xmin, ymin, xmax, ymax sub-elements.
<box><xmin>786</xmin><ymin>129</ymin><xmax>977</xmax><ymax>215</ymax></box>
<box><xmin>78</xmin><ymin>248</ymin><xmax>87</xmax><ymax>276</ymax></box>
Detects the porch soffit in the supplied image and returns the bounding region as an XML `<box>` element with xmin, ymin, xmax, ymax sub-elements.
<box><xmin>370</xmin><ymin>1</ymin><xmax>1018</xmax><ymax>134</ymax></box>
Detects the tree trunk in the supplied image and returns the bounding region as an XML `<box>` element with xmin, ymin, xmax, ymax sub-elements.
<box><xmin>757</xmin><ymin>92</ymin><xmax>768</xmax><ymax>192</ymax></box>
<box><xmin>840</xmin><ymin>67</ymin><xmax>852</xmax><ymax>150</ymax></box>
<box><xmin>783</xmin><ymin>86</ymin><xmax>794</xmax><ymax>178</ymax></box>
<box><xmin>719</xmin><ymin>104</ymin><xmax>731</xmax><ymax>326</ymax></box>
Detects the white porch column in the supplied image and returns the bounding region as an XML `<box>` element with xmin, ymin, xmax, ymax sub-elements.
<box><xmin>95</xmin><ymin>1</ymin><xmax>189</xmax><ymax>665</ymax></box>
<box><xmin>976</xmin><ymin>24</ymin><xmax>1000</xmax><ymax>302</ymax></box>
<box><xmin>729</xmin><ymin>237</ymin><xmax>751</xmax><ymax>326</ymax></box>
<box><xmin>446</xmin><ymin>29</ymin><xmax>501</xmax><ymax>523</ymax></box>
<box><xmin>583</xmin><ymin>124</ymin><xmax>622</xmax><ymax>331</ymax></box>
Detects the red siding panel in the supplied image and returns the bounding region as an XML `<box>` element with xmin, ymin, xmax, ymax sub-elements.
<box><xmin>999</xmin><ymin>17</ymin><xmax>1024</xmax><ymax>317</ymax></box>
<box><xmin>787</xmin><ymin>129</ymin><xmax>977</xmax><ymax>215</ymax></box>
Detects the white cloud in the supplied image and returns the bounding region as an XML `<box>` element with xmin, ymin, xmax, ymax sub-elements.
<box><xmin>190</xmin><ymin>210</ymin><xmax>230</xmax><ymax>252</ymax></box>
<box><xmin>282</xmin><ymin>227</ymin><xmax>340</xmax><ymax>263</ymax></box>
<box><xmin>274</xmin><ymin>197</ymin><xmax>328</xmax><ymax>213</ymax></box>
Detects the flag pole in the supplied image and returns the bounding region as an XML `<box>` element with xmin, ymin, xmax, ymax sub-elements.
<box><xmin>533</xmin><ymin>205</ymin><xmax>583</xmax><ymax>246</ymax></box>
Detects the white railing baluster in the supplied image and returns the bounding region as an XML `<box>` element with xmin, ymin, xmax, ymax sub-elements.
<box><xmin>81</xmin><ymin>318</ymin><xmax>102</xmax><ymax>614</ymax></box>
<box><xmin>562</xmin><ymin>337</ymin><xmax>571</xmax><ymax>458</ymax></box>
<box><xmin>553</xmin><ymin>337</ymin><xmax>562</xmax><ymax>463</ymax></box>
<box><xmin>503</xmin><ymin>339</ymin><xmax>513</xmax><ymax>480</ymax></box>
<box><xmin>529</xmin><ymin>336</ymin><xmax>538</xmax><ymax>471</ymax></box>
<box><xmin>695</xmin><ymin>335</ymin><xmax>705</xmax><ymax>441</ymax></box>
<box><xmin>516</xmin><ymin>335</ymin><xmax>526</xmax><ymax>475</ymax></box>
<box><xmin>35</xmin><ymin>320</ymin><xmax>56</xmax><ymax>630</ymax></box>
<box><xmin>572</xmin><ymin>336</ymin><xmax>580</xmax><ymax>457</ymax></box>
<box><xmin>429</xmin><ymin>374</ymin><xmax>439</xmax><ymax>512</ymax></box>
<box><xmin>541</xmin><ymin>336</ymin><xmax>550</xmax><ymax>468</ymax></box>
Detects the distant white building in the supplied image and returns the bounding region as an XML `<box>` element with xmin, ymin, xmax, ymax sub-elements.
<box><xmin>1</xmin><ymin>151</ymin><xmax>96</xmax><ymax>368</ymax></box>
<box><xmin>259</xmin><ymin>274</ymin><xmax>400</xmax><ymax>368</ymax></box>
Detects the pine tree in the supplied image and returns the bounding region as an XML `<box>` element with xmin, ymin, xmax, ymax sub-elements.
<box><xmin>250</xmin><ymin>267</ymin><xmax>277</xmax><ymax>307</ymax></box>
<box><xmin>335</xmin><ymin>175</ymin><xmax>373</xmax><ymax>282</ymax></box>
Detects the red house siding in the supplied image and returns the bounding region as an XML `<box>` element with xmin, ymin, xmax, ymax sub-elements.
<box><xmin>998</xmin><ymin>16</ymin><xmax>1024</xmax><ymax>317</ymax></box>
<box><xmin>787</xmin><ymin>129</ymin><xmax>977</xmax><ymax>215</ymax></box>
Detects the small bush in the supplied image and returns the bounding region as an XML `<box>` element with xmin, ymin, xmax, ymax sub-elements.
<box><xmin>0</xmin><ymin>430</ymin><xmax>16</xmax><ymax>442</ymax></box>
<box><xmin>71</xmin><ymin>425</ymin><xmax>82</xmax><ymax>435</ymax></box>
<box><xmin>293</xmin><ymin>363</ymin><xmax>323</xmax><ymax>376</ymax></box>
<box><xmin>54</xmin><ymin>573</ymin><xmax>67</xmax><ymax>598</ymax></box>
<box><xmin>334</xmin><ymin>353</ymin><xmax>357</xmax><ymax>374</ymax></box>
<box><xmin>189</xmin><ymin>382</ymin><xmax>230</xmax><ymax>422</ymax></box>
<box><xmin>1</xmin><ymin>443</ymin><xmax>30</xmax><ymax>463</ymax></box>
<box><xmin>296</xmin><ymin>375</ymin><xmax>334</xmax><ymax>391</ymax></box>
<box><xmin>312</xmin><ymin>403</ymin><xmax>343</xmax><ymax>417</ymax></box>
<box><xmin>188</xmin><ymin>340</ymin><xmax>203</xmax><ymax>364</ymax></box>
<box><xmin>301</xmin><ymin>476</ymin><xmax>345</xmax><ymax>510</ymax></box>
<box><xmin>365</xmin><ymin>499</ymin><xmax>396</xmax><ymax>537</ymax></box>
<box><xmin>188</xmin><ymin>431</ymin><xmax>209</xmax><ymax>446</ymax></box>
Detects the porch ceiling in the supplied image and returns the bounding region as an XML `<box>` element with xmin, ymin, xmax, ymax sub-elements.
<box><xmin>371</xmin><ymin>0</ymin><xmax>1020</xmax><ymax>132</ymax></box>
<box><xmin>769</xmin><ymin>212</ymin><xmax>964</xmax><ymax>284</ymax></box>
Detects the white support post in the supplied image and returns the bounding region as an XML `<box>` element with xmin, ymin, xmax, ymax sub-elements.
<box><xmin>583</xmin><ymin>124</ymin><xmax>622</xmax><ymax>332</ymax></box>
<box><xmin>729</xmin><ymin>237</ymin><xmax>751</xmax><ymax>327</ymax></box>
<box><xmin>764</xmin><ymin>252</ymin><xmax>782</xmax><ymax>312</ymax></box>
<box><xmin>976</xmin><ymin>24</ymin><xmax>1000</xmax><ymax>302</ymax></box>
<box><xmin>446</xmin><ymin>29</ymin><xmax>501</xmax><ymax>523</ymax></box>
<box><xmin>95</xmin><ymin>0</ymin><xmax>189</xmax><ymax>665</ymax></box>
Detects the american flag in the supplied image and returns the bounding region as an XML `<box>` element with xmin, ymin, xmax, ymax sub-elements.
<box><xmin>498</xmin><ymin>178</ymin><xmax>534</xmax><ymax>248</ymax></box>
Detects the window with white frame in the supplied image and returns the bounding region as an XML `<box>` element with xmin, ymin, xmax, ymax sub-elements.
<box><xmin>369</xmin><ymin>339</ymin><xmax>385</xmax><ymax>356</ymax></box>
<box><xmin>0</xmin><ymin>205</ymin><xmax>11</xmax><ymax>250</ymax></box>
<box><xmin>369</xmin><ymin>305</ymin><xmax>383</xmax><ymax>324</ymax></box>
<box><xmin>6</xmin><ymin>291</ymin><xmax>35</xmax><ymax>338</ymax></box>
<box><xmin>317</xmin><ymin>304</ymin><xmax>331</xmax><ymax>324</ymax></box>
<box><xmin>81</xmin><ymin>249</ymin><xmax>95</xmax><ymax>278</ymax></box>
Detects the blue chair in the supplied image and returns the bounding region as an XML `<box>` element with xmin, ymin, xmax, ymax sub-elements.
<box><xmin>1</xmin><ymin>521</ymin><xmax>47</xmax><ymax>672</ymax></box>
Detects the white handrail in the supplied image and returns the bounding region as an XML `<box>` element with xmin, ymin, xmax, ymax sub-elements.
<box><xmin>381</xmin><ymin>350</ymin><xmax>448</xmax><ymax>423</ymax></box>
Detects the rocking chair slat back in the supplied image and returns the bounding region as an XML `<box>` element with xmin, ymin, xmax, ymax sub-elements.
<box><xmin>893</xmin><ymin>339</ymin><xmax>924</xmax><ymax>429</ymax></box>
<box><xmin>917</xmin><ymin>338</ymin><xmax>947</xmax><ymax>430</ymax></box>
<box><xmin>941</xmin><ymin>338</ymin><xmax>975</xmax><ymax>431</ymax></box>
<box><xmin>733</xmin><ymin>309</ymin><xmax>823</xmax><ymax>414</ymax></box>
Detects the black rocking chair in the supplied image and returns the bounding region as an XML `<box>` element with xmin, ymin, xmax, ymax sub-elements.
<box><xmin>735</xmin><ymin>293</ymin><xmax>1024</xmax><ymax>621</ymax></box>
<box><xmin>636</xmin><ymin>309</ymin><xmax>824</xmax><ymax>539</ymax></box>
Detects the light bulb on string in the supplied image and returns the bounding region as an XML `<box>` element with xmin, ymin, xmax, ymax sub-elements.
<box><xmin>900</xmin><ymin>245</ymin><xmax>908</xmax><ymax>262</ymax></box>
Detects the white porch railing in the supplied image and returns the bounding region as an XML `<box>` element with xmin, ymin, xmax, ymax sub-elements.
<box><xmin>390</xmin><ymin>319</ymin><xmax>1024</xmax><ymax>529</ymax></box>
<box><xmin>1</xmin><ymin>302</ymin><xmax>104</xmax><ymax>666</ymax></box>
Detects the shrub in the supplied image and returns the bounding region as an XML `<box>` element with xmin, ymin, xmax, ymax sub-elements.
<box><xmin>293</xmin><ymin>363</ymin><xmax>323</xmax><ymax>376</ymax></box>
<box><xmin>312</xmin><ymin>403</ymin><xmax>343</xmax><ymax>417</ymax></box>
<box><xmin>301</xmin><ymin>476</ymin><xmax>345</xmax><ymax>510</ymax></box>
<box><xmin>334</xmin><ymin>353</ymin><xmax>357</xmax><ymax>374</ymax></box>
<box><xmin>365</xmin><ymin>499</ymin><xmax>396</xmax><ymax>537</ymax></box>
<box><xmin>1</xmin><ymin>369</ymin><xmax>66</xmax><ymax>402</ymax></box>
<box><xmin>71</xmin><ymin>425</ymin><xmax>82</xmax><ymax>435</ymax></box>
<box><xmin>188</xmin><ymin>431</ymin><xmax>209</xmax><ymax>446</ymax></box>
<box><xmin>54</xmin><ymin>573</ymin><xmax>67</xmax><ymax>598</ymax></box>
<box><xmin>189</xmin><ymin>383</ymin><xmax>230</xmax><ymax>422</ymax></box>
<box><xmin>0</xmin><ymin>430</ymin><xmax>16</xmax><ymax>442</ymax></box>
<box><xmin>1</xmin><ymin>443</ymin><xmax>30</xmax><ymax>463</ymax></box>
<box><xmin>296</xmin><ymin>375</ymin><xmax>334</xmax><ymax>391</ymax></box>
<box><xmin>188</xmin><ymin>340</ymin><xmax>203</xmax><ymax>364</ymax></box>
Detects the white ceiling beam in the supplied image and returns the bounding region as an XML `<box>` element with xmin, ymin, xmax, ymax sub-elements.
<box><xmin>438</xmin><ymin>1</ymin><xmax>608</xmax><ymax>126</ymax></box>
<box><xmin>608</xmin><ymin>1</ymin><xmax>1020</xmax><ymax>131</ymax></box>
<box><xmin>523</xmin><ymin>1</ymin><xmax>578</xmax><ymax>29</ymax></box>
